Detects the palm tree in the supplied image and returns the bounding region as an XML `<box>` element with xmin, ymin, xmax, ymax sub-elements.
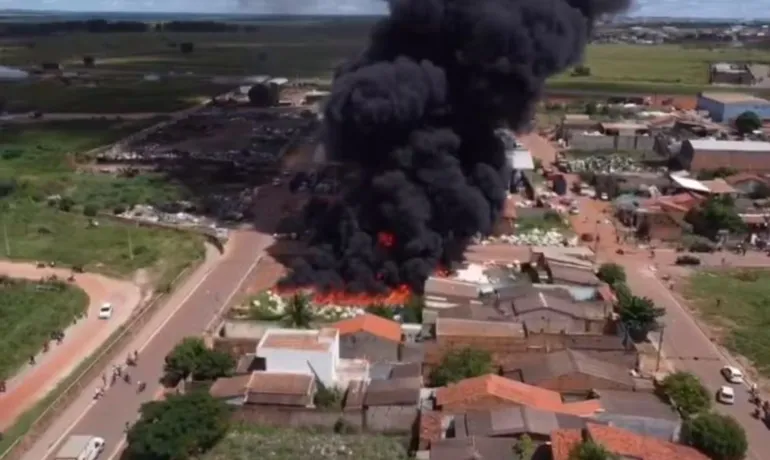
<box><xmin>281</xmin><ymin>293</ymin><xmax>314</xmax><ymax>329</ymax></box>
<box><xmin>618</xmin><ymin>294</ymin><xmax>664</xmax><ymax>342</ymax></box>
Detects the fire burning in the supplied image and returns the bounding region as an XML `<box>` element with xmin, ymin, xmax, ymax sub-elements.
<box><xmin>274</xmin><ymin>284</ymin><xmax>412</xmax><ymax>307</ymax></box>
<box><xmin>377</xmin><ymin>231</ymin><xmax>395</xmax><ymax>249</ymax></box>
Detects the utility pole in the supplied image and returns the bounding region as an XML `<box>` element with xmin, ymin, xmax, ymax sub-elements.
<box><xmin>655</xmin><ymin>325</ymin><xmax>665</xmax><ymax>374</ymax></box>
<box><xmin>2</xmin><ymin>221</ymin><xmax>9</xmax><ymax>257</ymax></box>
<box><xmin>127</xmin><ymin>226</ymin><xmax>134</xmax><ymax>261</ymax></box>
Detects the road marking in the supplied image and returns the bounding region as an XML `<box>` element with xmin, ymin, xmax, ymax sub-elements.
<box><xmin>40</xmin><ymin>255</ymin><xmax>223</xmax><ymax>459</ymax></box>
<box><xmin>104</xmin><ymin>255</ymin><xmax>263</xmax><ymax>460</ymax></box>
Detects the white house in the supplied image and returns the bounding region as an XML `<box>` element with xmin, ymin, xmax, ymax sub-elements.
<box><xmin>256</xmin><ymin>327</ymin><xmax>340</xmax><ymax>388</ymax></box>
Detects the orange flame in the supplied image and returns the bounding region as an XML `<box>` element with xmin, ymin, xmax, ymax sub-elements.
<box><xmin>434</xmin><ymin>265</ymin><xmax>451</xmax><ymax>277</ymax></box>
<box><xmin>275</xmin><ymin>284</ymin><xmax>412</xmax><ymax>307</ymax></box>
<box><xmin>377</xmin><ymin>231</ymin><xmax>395</xmax><ymax>248</ymax></box>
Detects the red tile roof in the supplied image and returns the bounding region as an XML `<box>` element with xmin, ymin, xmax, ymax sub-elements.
<box><xmin>435</xmin><ymin>374</ymin><xmax>602</xmax><ymax>416</ymax></box>
<box><xmin>332</xmin><ymin>313</ymin><xmax>402</xmax><ymax>342</ymax></box>
<box><xmin>551</xmin><ymin>424</ymin><xmax>710</xmax><ymax>460</ymax></box>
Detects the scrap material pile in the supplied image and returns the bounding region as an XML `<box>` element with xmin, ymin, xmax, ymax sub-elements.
<box><xmin>564</xmin><ymin>154</ymin><xmax>643</xmax><ymax>173</ymax></box>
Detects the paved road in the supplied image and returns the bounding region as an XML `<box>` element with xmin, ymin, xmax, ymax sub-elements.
<box><xmin>621</xmin><ymin>262</ymin><xmax>767</xmax><ymax>460</ymax></box>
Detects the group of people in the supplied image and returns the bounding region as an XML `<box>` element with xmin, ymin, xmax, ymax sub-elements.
<box><xmin>94</xmin><ymin>350</ymin><xmax>143</xmax><ymax>400</ymax></box>
<box><xmin>751</xmin><ymin>383</ymin><xmax>768</xmax><ymax>419</ymax></box>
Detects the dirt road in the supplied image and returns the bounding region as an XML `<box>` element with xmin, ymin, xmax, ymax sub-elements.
<box><xmin>0</xmin><ymin>262</ymin><xmax>141</xmax><ymax>431</ymax></box>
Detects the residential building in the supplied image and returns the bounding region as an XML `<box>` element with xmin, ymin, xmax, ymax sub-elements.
<box><xmin>343</xmin><ymin>375</ymin><xmax>422</xmax><ymax>433</ymax></box>
<box><xmin>435</xmin><ymin>318</ymin><xmax>528</xmax><ymax>353</ymax></box>
<box><xmin>550</xmin><ymin>423</ymin><xmax>709</xmax><ymax>460</ymax></box>
<box><xmin>511</xmin><ymin>290</ymin><xmax>610</xmax><ymax>334</ymax></box>
<box><xmin>593</xmin><ymin>390</ymin><xmax>683</xmax><ymax>441</ymax></box>
<box><xmin>452</xmin><ymin>406</ymin><xmax>587</xmax><ymax>440</ymax></box>
<box><xmin>209</xmin><ymin>371</ymin><xmax>315</xmax><ymax>407</ymax></box>
<box><xmin>724</xmin><ymin>172</ymin><xmax>770</xmax><ymax>196</ymax></box>
<box><xmin>332</xmin><ymin>313</ymin><xmax>402</xmax><ymax>362</ymax></box>
<box><xmin>506</xmin><ymin>349</ymin><xmax>638</xmax><ymax>394</ymax></box>
<box><xmin>428</xmin><ymin>437</ymin><xmax>518</xmax><ymax>460</ymax></box>
<box><xmin>546</xmin><ymin>263</ymin><xmax>601</xmax><ymax>287</ymax></box>
<box><xmin>678</xmin><ymin>139</ymin><xmax>770</xmax><ymax>172</ymax></box>
<box><xmin>434</xmin><ymin>374</ymin><xmax>602</xmax><ymax>416</ymax></box>
<box><xmin>696</xmin><ymin>91</ymin><xmax>770</xmax><ymax>122</ymax></box>
<box><xmin>256</xmin><ymin>327</ymin><xmax>340</xmax><ymax>388</ymax></box>
<box><xmin>709</xmin><ymin>62</ymin><xmax>753</xmax><ymax>86</ymax></box>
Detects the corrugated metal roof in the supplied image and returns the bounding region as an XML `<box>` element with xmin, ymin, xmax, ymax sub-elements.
<box><xmin>699</xmin><ymin>91</ymin><xmax>770</xmax><ymax>104</ymax></box>
<box><xmin>364</xmin><ymin>377</ymin><xmax>421</xmax><ymax>406</ymax></box>
<box><xmin>669</xmin><ymin>174</ymin><xmax>710</xmax><ymax>192</ymax></box>
<box><xmin>687</xmin><ymin>139</ymin><xmax>770</xmax><ymax>152</ymax></box>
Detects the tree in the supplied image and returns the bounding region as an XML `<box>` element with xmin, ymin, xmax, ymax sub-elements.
<box><xmin>366</xmin><ymin>303</ymin><xmax>395</xmax><ymax>319</ymax></box>
<box><xmin>584</xmin><ymin>102</ymin><xmax>597</xmax><ymax>115</ymax></box>
<box><xmin>163</xmin><ymin>337</ymin><xmax>234</xmax><ymax>384</ymax></box>
<box><xmin>179</xmin><ymin>41</ymin><xmax>194</xmax><ymax>53</ymax></box>
<box><xmin>597</xmin><ymin>263</ymin><xmax>626</xmax><ymax>286</ymax></box>
<box><xmin>569</xmin><ymin>440</ymin><xmax>619</xmax><ymax>460</ymax></box>
<box><xmin>401</xmin><ymin>295</ymin><xmax>425</xmax><ymax>324</ymax></box>
<box><xmin>513</xmin><ymin>434</ymin><xmax>536</xmax><ymax>460</ymax></box>
<box><xmin>685</xmin><ymin>196</ymin><xmax>745</xmax><ymax>239</ymax></box>
<box><xmin>126</xmin><ymin>391</ymin><xmax>230</xmax><ymax>460</ymax></box>
<box><xmin>82</xmin><ymin>55</ymin><xmax>95</xmax><ymax>67</ymax></box>
<box><xmin>83</xmin><ymin>204</ymin><xmax>98</xmax><ymax>217</ymax></box>
<box><xmin>618</xmin><ymin>295</ymin><xmax>664</xmax><ymax>342</ymax></box>
<box><xmin>572</xmin><ymin>65</ymin><xmax>592</xmax><ymax>77</ymax></box>
<box><xmin>281</xmin><ymin>293</ymin><xmax>314</xmax><ymax>329</ymax></box>
<box><xmin>682</xmin><ymin>412</ymin><xmax>748</xmax><ymax>460</ymax></box>
<box><xmin>659</xmin><ymin>371</ymin><xmax>712</xmax><ymax>417</ymax></box>
<box><xmin>734</xmin><ymin>110</ymin><xmax>761</xmax><ymax>135</ymax></box>
<box><xmin>429</xmin><ymin>348</ymin><xmax>493</xmax><ymax>387</ymax></box>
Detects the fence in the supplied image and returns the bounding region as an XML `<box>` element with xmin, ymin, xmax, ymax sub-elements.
<box><xmin>0</xmin><ymin>257</ymin><xmax>202</xmax><ymax>460</ymax></box>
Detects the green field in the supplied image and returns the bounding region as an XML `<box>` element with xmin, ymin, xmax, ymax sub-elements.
<box><xmin>0</xmin><ymin>119</ymin><xmax>203</xmax><ymax>278</ymax></box>
<box><xmin>204</xmin><ymin>425</ymin><xmax>409</xmax><ymax>460</ymax></box>
<box><xmin>0</xmin><ymin>277</ymin><xmax>88</xmax><ymax>379</ymax></box>
<box><xmin>5</xmin><ymin>21</ymin><xmax>770</xmax><ymax>97</ymax></box>
<box><xmin>0</xmin><ymin>79</ymin><xmax>233</xmax><ymax>113</ymax></box>
<box><xmin>686</xmin><ymin>270</ymin><xmax>770</xmax><ymax>377</ymax></box>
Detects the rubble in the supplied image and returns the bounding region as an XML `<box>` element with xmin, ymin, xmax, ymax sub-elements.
<box><xmin>563</xmin><ymin>154</ymin><xmax>645</xmax><ymax>173</ymax></box>
<box><xmin>483</xmin><ymin>228</ymin><xmax>578</xmax><ymax>246</ymax></box>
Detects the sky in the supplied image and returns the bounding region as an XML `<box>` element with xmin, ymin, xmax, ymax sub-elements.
<box><xmin>0</xmin><ymin>0</ymin><xmax>761</xmax><ymax>20</ymax></box>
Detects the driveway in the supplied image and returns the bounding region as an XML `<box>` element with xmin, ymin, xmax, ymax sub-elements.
<box><xmin>0</xmin><ymin>262</ymin><xmax>141</xmax><ymax>431</ymax></box>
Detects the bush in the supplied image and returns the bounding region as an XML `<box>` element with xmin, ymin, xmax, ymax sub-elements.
<box><xmin>675</xmin><ymin>255</ymin><xmax>701</xmax><ymax>266</ymax></box>
<box><xmin>658</xmin><ymin>371</ymin><xmax>711</xmax><ymax>417</ymax></box>
<box><xmin>429</xmin><ymin>348</ymin><xmax>493</xmax><ymax>387</ymax></box>
<box><xmin>58</xmin><ymin>197</ymin><xmax>74</xmax><ymax>212</ymax></box>
<box><xmin>82</xmin><ymin>204</ymin><xmax>99</xmax><ymax>217</ymax></box>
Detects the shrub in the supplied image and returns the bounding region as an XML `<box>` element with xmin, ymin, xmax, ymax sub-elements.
<box><xmin>658</xmin><ymin>371</ymin><xmax>711</xmax><ymax>417</ymax></box>
<box><xmin>83</xmin><ymin>204</ymin><xmax>99</xmax><ymax>217</ymax></box>
<box><xmin>682</xmin><ymin>412</ymin><xmax>747</xmax><ymax>460</ymax></box>
<box><xmin>597</xmin><ymin>263</ymin><xmax>626</xmax><ymax>285</ymax></box>
<box><xmin>58</xmin><ymin>197</ymin><xmax>74</xmax><ymax>212</ymax></box>
<box><xmin>675</xmin><ymin>255</ymin><xmax>701</xmax><ymax>266</ymax></box>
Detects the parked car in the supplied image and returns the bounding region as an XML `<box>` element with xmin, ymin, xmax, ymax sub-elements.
<box><xmin>675</xmin><ymin>255</ymin><xmax>701</xmax><ymax>266</ymax></box>
<box><xmin>98</xmin><ymin>303</ymin><xmax>113</xmax><ymax>320</ymax></box>
<box><xmin>721</xmin><ymin>365</ymin><xmax>744</xmax><ymax>384</ymax></box>
<box><xmin>717</xmin><ymin>385</ymin><xmax>735</xmax><ymax>404</ymax></box>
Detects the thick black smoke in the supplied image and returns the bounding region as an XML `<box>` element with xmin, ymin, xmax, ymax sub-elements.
<box><xmin>279</xmin><ymin>0</ymin><xmax>631</xmax><ymax>295</ymax></box>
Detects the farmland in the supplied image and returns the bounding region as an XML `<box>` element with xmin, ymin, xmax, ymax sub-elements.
<box><xmin>204</xmin><ymin>425</ymin><xmax>410</xmax><ymax>460</ymax></box>
<box><xmin>0</xmin><ymin>277</ymin><xmax>88</xmax><ymax>379</ymax></box>
<box><xmin>0</xmin><ymin>119</ymin><xmax>203</xmax><ymax>279</ymax></box>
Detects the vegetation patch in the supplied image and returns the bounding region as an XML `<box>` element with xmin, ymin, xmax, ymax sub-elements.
<box><xmin>0</xmin><ymin>277</ymin><xmax>88</xmax><ymax>379</ymax></box>
<box><xmin>0</xmin><ymin>119</ymin><xmax>203</xmax><ymax>278</ymax></box>
<box><xmin>686</xmin><ymin>269</ymin><xmax>770</xmax><ymax>377</ymax></box>
<box><xmin>203</xmin><ymin>424</ymin><xmax>410</xmax><ymax>460</ymax></box>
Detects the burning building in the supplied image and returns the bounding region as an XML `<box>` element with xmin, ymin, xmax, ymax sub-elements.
<box><xmin>278</xmin><ymin>0</ymin><xmax>631</xmax><ymax>296</ymax></box>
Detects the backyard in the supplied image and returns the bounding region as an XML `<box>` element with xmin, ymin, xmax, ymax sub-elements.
<box><xmin>0</xmin><ymin>119</ymin><xmax>203</xmax><ymax>279</ymax></box>
<box><xmin>685</xmin><ymin>269</ymin><xmax>770</xmax><ymax>378</ymax></box>
<box><xmin>204</xmin><ymin>425</ymin><xmax>410</xmax><ymax>460</ymax></box>
<box><xmin>0</xmin><ymin>277</ymin><xmax>88</xmax><ymax>379</ymax></box>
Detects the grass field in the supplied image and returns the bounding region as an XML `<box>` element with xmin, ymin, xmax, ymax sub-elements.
<box><xmin>0</xmin><ymin>79</ymin><xmax>232</xmax><ymax>113</ymax></box>
<box><xmin>204</xmin><ymin>425</ymin><xmax>409</xmax><ymax>460</ymax></box>
<box><xmin>0</xmin><ymin>277</ymin><xmax>88</xmax><ymax>379</ymax></box>
<box><xmin>686</xmin><ymin>270</ymin><xmax>770</xmax><ymax>377</ymax></box>
<box><xmin>5</xmin><ymin>22</ymin><xmax>770</xmax><ymax>97</ymax></box>
<box><xmin>0</xmin><ymin>119</ymin><xmax>203</xmax><ymax>278</ymax></box>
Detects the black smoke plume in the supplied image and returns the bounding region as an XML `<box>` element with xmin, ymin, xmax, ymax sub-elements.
<box><xmin>279</xmin><ymin>0</ymin><xmax>631</xmax><ymax>295</ymax></box>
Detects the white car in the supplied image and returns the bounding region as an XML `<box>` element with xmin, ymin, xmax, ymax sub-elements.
<box><xmin>717</xmin><ymin>385</ymin><xmax>735</xmax><ymax>404</ymax></box>
<box><xmin>721</xmin><ymin>365</ymin><xmax>744</xmax><ymax>384</ymax></box>
<box><xmin>98</xmin><ymin>303</ymin><xmax>113</xmax><ymax>319</ymax></box>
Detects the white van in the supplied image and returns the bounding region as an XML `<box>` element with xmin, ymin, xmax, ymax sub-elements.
<box><xmin>55</xmin><ymin>435</ymin><xmax>105</xmax><ymax>460</ymax></box>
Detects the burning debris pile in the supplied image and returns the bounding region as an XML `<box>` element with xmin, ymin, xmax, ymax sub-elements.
<box><xmin>279</xmin><ymin>0</ymin><xmax>630</xmax><ymax>295</ymax></box>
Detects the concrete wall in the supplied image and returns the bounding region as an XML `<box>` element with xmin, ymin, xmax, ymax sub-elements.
<box><xmin>231</xmin><ymin>405</ymin><xmax>417</xmax><ymax>435</ymax></box>
<box><xmin>569</xmin><ymin>134</ymin><xmax>654</xmax><ymax>152</ymax></box>
<box><xmin>259</xmin><ymin>347</ymin><xmax>337</xmax><ymax>388</ymax></box>
<box><xmin>339</xmin><ymin>332</ymin><xmax>399</xmax><ymax>362</ymax></box>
